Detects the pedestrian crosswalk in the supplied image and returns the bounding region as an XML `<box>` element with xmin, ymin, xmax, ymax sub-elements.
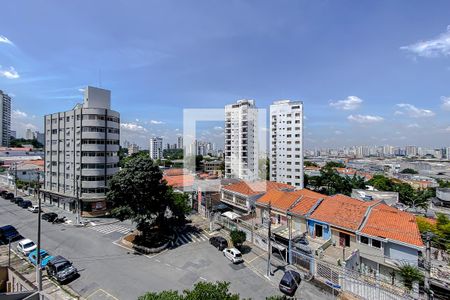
<box><xmin>89</xmin><ymin>224</ymin><xmax>132</xmax><ymax>235</ymax></box>
<box><xmin>173</xmin><ymin>231</ymin><xmax>209</xmax><ymax>247</ymax></box>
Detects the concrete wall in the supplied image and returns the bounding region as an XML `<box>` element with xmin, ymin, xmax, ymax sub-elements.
<box><xmin>385</xmin><ymin>242</ymin><xmax>419</xmax><ymax>266</ymax></box>
<box><xmin>307</xmin><ymin>219</ymin><xmax>331</xmax><ymax>239</ymax></box>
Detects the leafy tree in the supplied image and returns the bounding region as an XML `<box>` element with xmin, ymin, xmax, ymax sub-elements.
<box><xmin>195</xmin><ymin>155</ymin><xmax>203</xmax><ymax>171</ymax></box>
<box><xmin>304</xmin><ymin>161</ymin><xmax>318</xmax><ymax>167</ymax></box>
<box><xmin>138</xmin><ymin>281</ymin><xmax>243</xmax><ymax>300</ymax></box>
<box><xmin>170</xmin><ymin>192</ymin><xmax>191</xmax><ymax>226</ymax></box>
<box><xmin>398</xmin><ymin>264</ymin><xmax>424</xmax><ymax>289</ymax></box>
<box><xmin>107</xmin><ymin>154</ymin><xmax>181</xmax><ymax>245</ymax></box>
<box><xmin>437</xmin><ymin>179</ymin><xmax>450</xmax><ymax>188</ymax></box>
<box><xmin>368</xmin><ymin>175</ymin><xmax>395</xmax><ymax>191</ymax></box>
<box><xmin>400</xmin><ymin>168</ymin><xmax>418</xmax><ymax>174</ymax></box>
<box><xmin>10</xmin><ymin>138</ymin><xmax>43</xmax><ymax>149</ymax></box>
<box><xmin>230</xmin><ymin>230</ymin><xmax>246</xmax><ymax>248</ymax></box>
<box><xmin>163</xmin><ymin>149</ymin><xmax>183</xmax><ymax>160</ymax></box>
<box><xmin>324</xmin><ymin>161</ymin><xmax>345</xmax><ymax>169</ymax></box>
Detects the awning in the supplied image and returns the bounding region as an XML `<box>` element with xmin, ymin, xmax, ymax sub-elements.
<box><xmin>221</xmin><ymin>211</ymin><xmax>241</xmax><ymax>220</ymax></box>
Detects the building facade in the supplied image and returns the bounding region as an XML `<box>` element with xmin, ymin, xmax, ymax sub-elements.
<box><xmin>224</xmin><ymin>99</ymin><xmax>258</xmax><ymax>181</ymax></box>
<box><xmin>149</xmin><ymin>137</ymin><xmax>163</xmax><ymax>160</ymax></box>
<box><xmin>269</xmin><ymin>100</ymin><xmax>304</xmax><ymax>188</ymax></box>
<box><xmin>43</xmin><ymin>86</ymin><xmax>120</xmax><ymax>217</ymax></box>
<box><xmin>0</xmin><ymin>90</ymin><xmax>11</xmax><ymax>147</ymax></box>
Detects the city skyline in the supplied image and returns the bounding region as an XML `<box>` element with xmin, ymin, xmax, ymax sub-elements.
<box><xmin>1</xmin><ymin>1</ymin><xmax>450</xmax><ymax>148</ymax></box>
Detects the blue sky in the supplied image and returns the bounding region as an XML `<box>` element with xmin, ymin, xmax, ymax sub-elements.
<box><xmin>1</xmin><ymin>0</ymin><xmax>450</xmax><ymax>149</ymax></box>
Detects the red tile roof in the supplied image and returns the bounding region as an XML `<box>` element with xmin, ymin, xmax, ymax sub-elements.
<box><xmin>257</xmin><ymin>189</ymin><xmax>324</xmax><ymax>215</ymax></box>
<box><xmin>361</xmin><ymin>204</ymin><xmax>424</xmax><ymax>247</ymax></box>
<box><xmin>163</xmin><ymin>168</ymin><xmax>188</xmax><ymax>176</ymax></box>
<box><xmin>222</xmin><ymin>180</ymin><xmax>294</xmax><ymax>196</ymax></box>
<box><xmin>310</xmin><ymin>194</ymin><xmax>378</xmax><ymax>231</ymax></box>
<box><xmin>163</xmin><ymin>174</ymin><xmax>194</xmax><ymax>188</ymax></box>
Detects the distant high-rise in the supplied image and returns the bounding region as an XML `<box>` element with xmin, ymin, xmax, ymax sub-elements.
<box><xmin>270</xmin><ymin>100</ymin><xmax>304</xmax><ymax>188</ymax></box>
<box><xmin>34</xmin><ymin>131</ymin><xmax>45</xmax><ymax>146</ymax></box>
<box><xmin>0</xmin><ymin>90</ymin><xmax>11</xmax><ymax>146</ymax></box>
<box><xmin>405</xmin><ymin>146</ymin><xmax>418</xmax><ymax>157</ymax></box>
<box><xmin>149</xmin><ymin>137</ymin><xmax>163</xmax><ymax>160</ymax></box>
<box><xmin>177</xmin><ymin>136</ymin><xmax>183</xmax><ymax>149</ymax></box>
<box><xmin>224</xmin><ymin>99</ymin><xmax>258</xmax><ymax>181</ymax></box>
<box><xmin>25</xmin><ymin>128</ymin><xmax>34</xmax><ymax>140</ymax></box>
<box><xmin>43</xmin><ymin>86</ymin><xmax>120</xmax><ymax>216</ymax></box>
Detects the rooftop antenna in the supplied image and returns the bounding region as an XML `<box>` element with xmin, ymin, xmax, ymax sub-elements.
<box><xmin>98</xmin><ymin>68</ymin><xmax>102</xmax><ymax>87</ymax></box>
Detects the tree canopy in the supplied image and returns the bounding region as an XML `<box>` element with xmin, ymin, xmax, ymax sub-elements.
<box><xmin>400</xmin><ymin>168</ymin><xmax>418</xmax><ymax>174</ymax></box>
<box><xmin>138</xmin><ymin>281</ymin><xmax>243</xmax><ymax>300</ymax></box>
<box><xmin>230</xmin><ymin>230</ymin><xmax>246</xmax><ymax>248</ymax></box>
<box><xmin>304</xmin><ymin>161</ymin><xmax>319</xmax><ymax>168</ymax></box>
<box><xmin>306</xmin><ymin>167</ymin><xmax>366</xmax><ymax>196</ymax></box>
<box><xmin>417</xmin><ymin>214</ymin><xmax>450</xmax><ymax>251</ymax></box>
<box><xmin>107</xmin><ymin>153</ymin><xmax>189</xmax><ymax>244</ymax></box>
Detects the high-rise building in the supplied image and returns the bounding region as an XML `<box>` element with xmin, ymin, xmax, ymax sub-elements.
<box><xmin>269</xmin><ymin>100</ymin><xmax>304</xmax><ymax>188</ymax></box>
<box><xmin>224</xmin><ymin>99</ymin><xmax>258</xmax><ymax>180</ymax></box>
<box><xmin>0</xmin><ymin>90</ymin><xmax>11</xmax><ymax>146</ymax></box>
<box><xmin>10</xmin><ymin>130</ymin><xmax>16</xmax><ymax>139</ymax></box>
<box><xmin>149</xmin><ymin>137</ymin><xmax>163</xmax><ymax>160</ymax></box>
<box><xmin>34</xmin><ymin>131</ymin><xmax>45</xmax><ymax>146</ymax></box>
<box><xmin>177</xmin><ymin>136</ymin><xmax>183</xmax><ymax>149</ymax></box>
<box><xmin>43</xmin><ymin>86</ymin><xmax>120</xmax><ymax>216</ymax></box>
<box><xmin>405</xmin><ymin>146</ymin><xmax>418</xmax><ymax>157</ymax></box>
<box><xmin>25</xmin><ymin>128</ymin><xmax>34</xmax><ymax>140</ymax></box>
<box><xmin>127</xmin><ymin>143</ymin><xmax>140</xmax><ymax>155</ymax></box>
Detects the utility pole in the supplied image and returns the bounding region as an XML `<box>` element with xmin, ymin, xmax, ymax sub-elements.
<box><xmin>36</xmin><ymin>171</ymin><xmax>42</xmax><ymax>295</ymax></box>
<box><xmin>424</xmin><ymin>232</ymin><xmax>433</xmax><ymax>300</ymax></box>
<box><xmin>266</xmin><ymin>201</ymin><xmax>272</xmax><ymax>277</ymax></box>
<box><xmin>14</xmin><ymin>163</ymin><xmax>17</xmax><ymax>196</ymax></box>
<box><xmin>8</xmin><ymin>237</ymin><xmax>11</xmax><ymax>267</ymax></box>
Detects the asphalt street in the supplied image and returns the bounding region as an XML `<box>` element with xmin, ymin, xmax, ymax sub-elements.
<box><xmin>1</xmin><ymin>194</ymin><xmax>333</xmax><ymax>300</ymax></box>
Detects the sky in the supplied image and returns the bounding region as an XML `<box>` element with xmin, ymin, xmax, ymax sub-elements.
<box><xmin>1</xmin><ymin>0</ymin><xmax>450</xmax><ymax>149</ymax></box>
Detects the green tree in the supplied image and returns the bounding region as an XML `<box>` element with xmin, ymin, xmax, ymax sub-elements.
<box><xmin>230</xmin><ymin>230</ymin><xmax>246</xmax><ymax>248</ymax></box>
<box><xmin>138</xmin><ymin>281</ymin><xmax>243</xmax><ymax>300</ymax></box>
<box><xmin>324</xmin><ymin>161</ymin><xmax>345</xmax><ymax>169</ymax></box>
<box><xmin>368</xmin><ymin>175</ymin><xmax>395</xmax><ymax>191</ymax></box>
<box><xmin>195</xmin><ymin>155</ymin><xmax>203</xmax><ymax>171</ymax></box>
<box><xmin>398</xmin><ymin>264</ymin><xmax>424</xmax><ymax>289</ymax></box>
<box><xmin>304</xmin><ymin>161</ymin><xmax>318</xmax><ymax>167</ymax></box>
<box><xmin>107</xmin><ymin>154</ymin><xmax>178</xmax><ymax>245</ymax></box>
<box><xmin>400</xmin><ymin>168</ymin><xmax>418</xmax><ymax>174</ymax></box>
<box><xmin>169</xmin><ymin>192</ymin><xmax>191</xmax><ymax>226</ymax></box>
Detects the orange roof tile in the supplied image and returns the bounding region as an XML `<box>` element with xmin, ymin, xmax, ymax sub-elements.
<box><xmin>222</xmin><ymin>180</ymin><xmax>294</xmax><ymax>196</ymax></box>
<box><xmin>27</xmin><ymin>160</ymin><xmax>44</xmax><ymax>166</ymax></box>
<box><xmin>361</xmin><ymin>204</ymin><xmax>424</xmax><ymax>247</ymax></box>
<box><xmin>163</xmin><ymin>168</ymin><xmax>187</xmax><ymax>176</ymax></box>
<box><xmin>257</xmin><ymin>188</ymin><xmax>324</xmax><ymax>215</ymax></box>
<box><xmin>310</xmin><ymin>194</ymin><xmax>377</xmax><ymax>231</ymax></box>
<box><xmin>163</xmin><ymin>174</ymin><xmax>194</xmax><ymax>188</ymax></box>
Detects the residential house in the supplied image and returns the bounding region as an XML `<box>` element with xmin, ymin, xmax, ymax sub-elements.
<box><xmin>220</xmin><ymin>180</ymin><xmax>294</xmax><ymax>214</ymax></box>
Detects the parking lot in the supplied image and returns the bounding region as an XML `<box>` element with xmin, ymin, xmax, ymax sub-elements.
<box><xmin>0</xmin><ymin>190</ymin><xmax>334</xmax><ymax>300</ymax></box>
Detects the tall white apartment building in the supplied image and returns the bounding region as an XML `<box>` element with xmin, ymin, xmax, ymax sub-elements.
<box><xmin>0</xmin><ymin>90</ymin><xmax>11</xmax><ymax>146</ymax></box>
<box><xmin>149</xmin><ymin>137</ymin><xmax>163</xmax><ymax>160</ymax></box>
<box><xmin>446</xmin><ymin>147</ymin><xmax>450</xmax><ymax>160</ymax></box>
<box><xmin>224</xmin><ymin>99</ymin><xmax>258</xmax><ymax>181</ymax></box>
<box><xmin>405</xmin><ymin>146</ymin><xmax>418</xmax><ymax>157</ymax></box>
<box><xmin>270</xmin><ymin>100</ymin><xmax>304</xmax><ymax>188</ymax></box>
<box><xmin>43</xmin><ymin>86</ymin><xmax>120</xmax><ymax>217</ymax></box>
<box><xmin>177</xmin><ymin>136</ymin><xmax>183</xmax><ymax>149</ymax></box>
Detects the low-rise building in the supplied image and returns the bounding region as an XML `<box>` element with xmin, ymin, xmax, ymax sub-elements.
<box><xmin>351</xmin><ymin>189</ymin><xmax>399</xmax><ymax>206</ymax></box>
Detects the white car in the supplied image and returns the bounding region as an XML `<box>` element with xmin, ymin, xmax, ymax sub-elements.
<box><xmin>223</xmin><ymin>247</ymin><xmax>243</xmax><ymax>264</ymax></box>
<box><xmin>17</xmin><ymin>239</ymin><xmax>37</xmax><ymax>256</ymax></box>
<box><xmin>28</xmin><ymin>205</ymin><xmax>40</xmax><ymax>213</ymax></box>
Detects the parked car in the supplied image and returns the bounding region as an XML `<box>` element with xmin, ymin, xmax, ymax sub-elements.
<box><xmin>28</xmin><ymin>205</ymin><xmax>42</xmax><ymax>213</ymax></box>
<box><xmin>28</xmin><ymin>249</ymin><xmax>54</xmax><ymax>268</ymax></box>
<box><xmin>279</xmin><ymin>270</ymin><xmax>302</xmax><ymax>296</ymax></box>
<box><xmin>209</xmin><ymin>236</ymin><xmax>228</xmax><ymax>251</ymax></box>
<box><xmin>19</xmin><ymin>200</ymin><xmax>32</xmax><ymax>208</ymax></box>
<box><xmin>17</xmin><ymin>239</ymin><xmax>37</xmax><ymax>256</ymax></box>
<box><xmin>292</xmin><ymin>235</ymin><xmax>312</xmax><ymax>254</ymax></box>
<box><xmin>5</xmin><ymin>192</ymin><xmax>15</xmax><ymax>200</ymax></box>
<box><xmin>223</xmin><ymin>247</ymin><xmax>243</xmax><ymax>264</ymax></box>
<box><xmin>0</xmin><ymin>190</ymin><xmax>8</xmax><ymax>198</ymax></box>
<box><xmin>15</xmin><ymin>198</ymin><xmax>24</xmax><ymax>206</ymax></box>
<box><xmin>46</xmin><ymin>255</ymin><xmax>78</xmax><ymax>283</ymax></box>
<box><xmin>0</xmin><ymin>225</ymin><xmax>20</xmax><ymax>244</ymax></box>
<box><xmin>42</xmin><ymin>212</ymin><xmax>58</xmax><ymax>222</ymax></box>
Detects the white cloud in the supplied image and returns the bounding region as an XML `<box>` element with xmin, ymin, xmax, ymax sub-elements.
<box><xmin>0</xmin><ymin>35</ymin><xmax>13</xmax><ymax>45</ymax></box>
<box><xmin>445</xmin><ymin>126</ymin><xmax>450</xmax><ymax>132</ymax></box>
<box><xmin>12</xmin><ymin>109</ymin><xmax>27</xmax><ymax>119</ymax></box>
<box><xmin>441</xmin><ymin>96</ymin><xmax>450</xmax><ymax>111</ymax></box>
<box><xmin>150</xmin><ymin>120</ymin><xmax>164</xmax><ymax>124</ymax></box>
<box><xmin>406</xmin><ymin>123</ymin><xmax>420</xmax><ymax>128</ymax></box>
<box><xmin>78</xmin><ymin>88</ymin><xmax>85</xmax><ymax>92</ymax></box>
<box><xmin>120</xmin><ymin>122</ymin><xmax>147</xmax><ymax>132</ymax></box>
<box><xmin>213</xmin><ymin>126</ymin><xmax>223</xmax><ymax>130</ymax></box>
<box><xmin>329</xmin><ymin>96</ymin><xmax>363</xmax><ymax>110</ymax></box>
<box><xmin>0</xmin><ymin>66</ymin><xmax>19</xmax><ymax>79</ymax></box>
<box><xmin>334</xmin><ymin>130</ymin><xmax>343</xmax><ymax>135</ymax></box>
<box><xmin>347</xmin><ymin>114</ymin><xmax>384</xmax><ymax>123</ymax></box>
<box><xmin>401</xmin><ymin>25</ymin><xmax>450</xmax><ymax>58</ymax></box>
<box><xmin>396</xmin><ymin>103</ymin><xmax>435</xmax><ymax>118</ymax></box>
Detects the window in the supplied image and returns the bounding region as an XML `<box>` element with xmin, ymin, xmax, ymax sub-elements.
<box><xmin>371</xmin><ymin>239</ymin><xmax>381</xmax><ymax>248</ymax></box>
<box><xmin>360</xmin><ymin>236</ymin><xmax>369</xmax><ymax>244</ymax></box>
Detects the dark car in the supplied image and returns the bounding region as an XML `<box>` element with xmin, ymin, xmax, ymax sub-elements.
<box><xmin>15</xmin><ymin>198</ymin><xmax>24</xmax><ymax>206</ymax></box>
<box><xmin>19</xmin><ymin>200</ymin><xmax>32</xmax><ymax>208</ymax></box>
<box><xmin>0</xmin><ymin>225</ymin><xmax>21</xmax><ymax>245</ymax></box>
<box><xmin>209</xmin><ymin>236</ymin><xmax>228</xmax><ymax>251</ymax></box>
<box><xmin>212</xmin><ymin>203</ymin><xmax>230</xmax><ymax>213</ymax></box>
<box><xmin>5</xmin><ymin>192</ymin><xmax>15</xmax><ymax>200</ymax></box>
<box><xmin>46</xmin><ymin>255</ymin><xmax>78</xmax><ymax>283</ymax></box>
<box><xmin>42</xmin><ymin>212</ymin><xmax>58</xmax><ymax>222</ymax></box>
<box><xmin>279</xmin><ymin>270</ymin><xmax>302</xmax><ymax>296</ymax></box>
<box><xmin>0</xmin><ymin>190</ymin><xmax>8</xmax><ymax>198</ymax></box>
